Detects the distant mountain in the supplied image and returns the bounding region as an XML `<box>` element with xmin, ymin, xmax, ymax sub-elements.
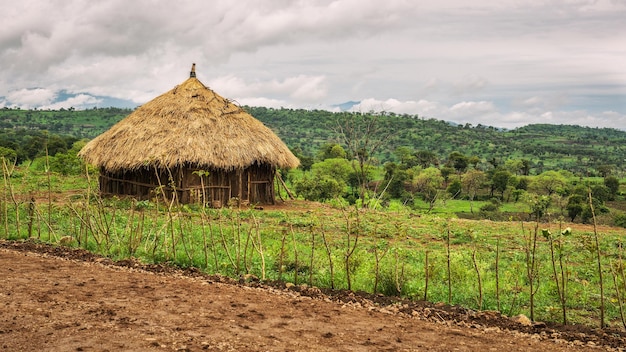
<box><xmin>0</xmin><ymin>90</ymin><xmax>137</xmax><ymax>110</ymax></box>
<box><xmin>332</xmin><ymin>101</ymin><xmax>360</xmax><ymax>111</ymax></box>
<box><xmin>56</xmin><ymin>90</ymin><xmax>138</xmax><ymax>109</ymax></box>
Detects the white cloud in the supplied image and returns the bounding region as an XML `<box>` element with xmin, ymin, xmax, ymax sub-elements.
<box><xmin>209</xmin><ymin>74</ymin><xmax>327</xmax><ymax>103</ymax></box>
<box><xmin>40</xmin><ymin>94</ymin><xmax>103</xmax><ymax>110</ymax></box>
<box><xmin>0</xmin><ymin>0</ymin><xmax>623</xmax><ymax>129</ymax></box>
<box><xmin>450</xmin><ymin>101</ymin><xmax>496</xmax><ymax>114</ymax></box>
<box><xmin>345</xmin><ymin>97</ymin><xmax>626</xmax><ymax>130</ymax></box>
<box><xmin>451</xmin><ymin>75</ymin><xmax>489</xmax><ymax>96</ymax></box>
<box><xmin>236</xmin><ymin>97</ymin><xmax>289</xmax><ymax>109</ymax></box>
<box><xmin>6</xmin><ymin>88</ymin><xmax>57</xmax><ymax>109</ymax></box>
<box><xmin>349</xmin><ymin>98</ymin><xmax>446</xmax><ymax>117</ymax></box>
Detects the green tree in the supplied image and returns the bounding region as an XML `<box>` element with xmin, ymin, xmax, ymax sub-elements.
<box><xmin>447</xmin><ymin>151</ymin><xmax>468</xmax><ymax>174</ymax></box>
<box><xmin>23</xmin><ymin>135</ymin><xmax>46</xmax><ymax>160</ymax></box>
<box><xmin>394</xmin><ymin>147</ymin><xmax>418</xmax><ymax>169</ymax></box>
<box><xmin>294</xmin><ymin>174</ymin><xmax>343</xmax><ymax>201</ymax></box>
<box><xmin>447</xmin><ymin>179</ymin><xmax>462</xmax><ymax>198</ymax></box>
<box><xmin>336</xmin><ymin>112</ymin><xmax>393</xmax><ymax>207</ymax></box>
<box><xmin>462</xmin><ymin>169</ymin><xmax>487</xmax><ymax>213</ymax></box>
<box><xmin>294</xmin><ymin>158</ymin><xmax>354</xmax><ymax>201</ymax></box>
<box><xmin>412</xmin><ymin>167</ymin><xmax>444</xmax><ymax>211</ymax></box>
<box><xmin>567</xmin><ymin>194</ymin><xmax>584</xmax><ymax>222</ymax></box>
<box><xmin>520</xmin><ymin>159</ymin><xmax>532</xmax><ymax>175</ymax></box>
<box><xmin>604</xmin><ymin>176</ymin><xmax>619</xmax><ymax>201</ymax></box>
<box><xmin>291</xmin><ymin>147</ymin><xmax>313</xmax><ymax>171</ymax></box>
<box><xmin>597</xmin><ymin>164</ymin><xmax>613</xmax><ymax>177</ymax></box>
<box><xmin>531</xmin><ymin>171</ymin><xmax>568</xmax><ymax>196</ymax></box>
<box><xmin>516</xmin><ymin>177</ymin><xmax>529</xmax><ymax>191</ymax></box>
<box><xmin>383</xmin><ymin>162</ymin><xmax>410</xmax><ymax>199</ymax></box>
<box><xmin>467</xmin><ymin>155</ymin><xmax>481</xmax><ymax>169</ymax></box>
<box><xmin>311</xmin><ymin>158</ymin><xmax>353</xmax><ymax>185</ymax></box>
<box><xmin>524</xmin><ymin>193</ymin><xmax>552</xmax><ymax>221</ymax></box>
<box><xmin>491</xmin><ymin>170</ymin><xmax>511</xmax><ymax>200</ymax></box>
<box><xmin>48</xmin><ymin>140</ymin><xmax>87</xmax><ymax>175</ymax></box>
<box><xmin>440</xmin><ymin>166</ymin><xmax>455</xmax><ymax>186</ymax></box>
<box><xmin>590</xmin><ymin>184</ymin><xmax>610</xmax><ymax>203</ymax></box>
<box><xmin>0</xmin><ymin>147</ymin><xmax>17</xmax><ymax>163</ymax></box>
<box><xmin>317</xmin><ymin>143</ymin><xmax>346</xmax><ymax>160</ymax></box>
<box><xmin>415</xmin><ymin>150</ymin><xmax>439</xmax><ymax>168</ymax></box>
<box><xmin>504</xmin><ymin>159</ymin><xmax>524</xmax><ymax>175</ymax></box>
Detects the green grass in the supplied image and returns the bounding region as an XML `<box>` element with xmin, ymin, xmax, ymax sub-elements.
<box><xmin>2</xmin><ymin>167</ymin><xmax>626</xmax><ymax>329</ymax></box>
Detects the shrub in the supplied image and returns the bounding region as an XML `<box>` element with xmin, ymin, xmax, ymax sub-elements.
<box><xmin>294</xmin><ymin>174</ymin><xmax>344</xmax><ymax>201</ymax></box>
<box><xmin>480</xmin><ymin>198</ymin><xmax>501</xmax><ymax>212</ymax></box>
<box><xmin>447</xmin><ymin>180</ymin><xmax>462</xmax><ymax>198</ymax></box>
<box><xmin>613</xmin><ymin>213</ymin><xmax>626</xmax><ymax>228</ymax></box>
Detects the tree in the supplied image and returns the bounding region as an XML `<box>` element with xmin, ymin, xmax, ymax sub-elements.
<box><xmin>531</xmin><ymin>171</ymin><xmax>568</xmax><ymax>196</ymax></box>
<box><xmin>47</xmin><ymin>139</ymin><xmax>88</xmax><ymax>175</ymax></box>
<box><xmin>520</xmin><ymin>159</ymin><xmax>532</xmax><ymax>175</ymax></box>
<box><xmin>294</xmin><ymin>174</ymin><xmax>343</xmax><ymax>201</ymax></box>
<box><xmin>336</xmin><ymin>112</ymin><xmax>393</xmax><ymax>207</ymax></box>
<box><xmin>524</xmin><ymin>193</ymin><xmax>552</xmax><ymax>221</ymax></box>
<box><xmin>311</xmin><ymin>158</ymin><xmax>353</xmax><ymax>185</ymax></box>
<box><xmin>440</xmin><ymin>167</ymin><xmax>455</xmax><ymax>186</ymax></box>
<box><xmin>567</xmin><ymin>194</ymin><xmax>584</xmax><ymax>222</ymax></box>
<box><xmin>415</xmin><ymin>150</ymin><xmax>438</xmax><ymax>168</ymax></box>
<box><xmin>412</xmin><ymin>167</ymin><xmax>444</xmax><ymax>212</ymax></box>
<box><xmin>504</xmin><ymin>159</ymin><xmax>524</xmax><ymax>175</ymax></box>
<box><xmin>23</xmin><ymin>135</ymin><xmax>46</xmax><ymax>160</ymax></box>
<box><xmin>291</xmin><ymin>147</ymin><xmax>313</xmax><ymax>171</ymax></box>
<box><xmin>491</xmin><ymin>170</ymin><xmax>512</xmax><ymax>200</ymax></box>
<box><xmin>447</xmin><ymin>180</ymin><xmax>462</xmax><ymax>198</ymax></box>
<box><xmin>468</xmin><ymin>155</ymin><xmax>481</xmax><ymax>169</ymax></box>
<box><xmin>462</xmin><ymin>169</ymin><xmax>487</xmax><ymax>213</ymax></box>
<box><xmin>597</xmin><ymin>164</ymin><xmax>613</xmax><ymax>177</ymax></box>
<box><xmin>604</xmin><ymin>176</ymin><xmax>619</xmax><ymax>201</ymax></box>
<box><xmin>487</xmin><ymin>157</ymin><xmax>500</xmax><ymax>169</ymax></box>
<box><xmin>394</xmin><ymin>146</ymin><xmax>418</xmax><ymax>169</ymax></box>
<box><xmin>0</xmin><ymin>147</ymin><xmax>17</xmax><ymax>163</ymax></box>
<box><xmin>317</xmin><ymin>143</ymin><xmax>346</xmax><ymax>160</ymax></box>
<box><xmin>447</xmin><ymin>151</ymin><xmax>468</xmax><ymax>174</ymax></box>
<box><xmin>293</xmin><ymin>158</ymin><xmax>355</xmax><ymax>201</ymax></box>
<box><xmin>590</xmin><ymin>184</ymin><xmax>610</xmax><ymax>203</ymax></box>
<box><xmin>383</xmin><ymin>162</ymin><xmax>411</xmax><ymax>200</ymax></box>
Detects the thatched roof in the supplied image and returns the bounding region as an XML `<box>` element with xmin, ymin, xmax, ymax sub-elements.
<box><xmin>79</xmin><ymin>65</ymin><xmax>300</xmax><ymax>172</ymax></box>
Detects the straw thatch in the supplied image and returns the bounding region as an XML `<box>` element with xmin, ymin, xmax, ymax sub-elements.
<box><xmin>78</xmin><ymin>64</ymin><xmax>299</xmax><ymax>205</ymax></box>
<box><xmin>79</xmin><ymin>68</ymin><xmax>299</xmax><ymax>172</ymax></box>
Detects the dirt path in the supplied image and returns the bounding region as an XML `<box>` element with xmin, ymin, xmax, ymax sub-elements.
<box><xmin>0</xmin><ymin>241</ymin><xmax>622</xmax><ymax>351</ymax></box>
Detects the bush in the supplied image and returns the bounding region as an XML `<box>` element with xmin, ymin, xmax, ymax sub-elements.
<box><xmin>614</xmin><ymin>213</ymin><xmax>626</xmax><ymax>228</ymax></box>
<box><xmin>479</xmin><ymin>198</ymin><xmax>501</xmax><ymax>212</ymax></box>
<box><xmin>294</xmin><ymin>174</ymin><xmax>344</xmax><ymax>201</ymax></box>
<box><xmin>0</xmin><ymin>147</ymin><xmax>17</xmax><ymax>163</ymax></box>
<box><xmin>447</xmin><ymin>180</ymin><xmax>462</xmax><ymax>198</ymax></box>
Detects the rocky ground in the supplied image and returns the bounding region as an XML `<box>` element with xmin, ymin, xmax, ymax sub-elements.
<box><xmin>1</xmin><ymin>240</ymin><xmax>625</xmax><ymax>351</ymax></box>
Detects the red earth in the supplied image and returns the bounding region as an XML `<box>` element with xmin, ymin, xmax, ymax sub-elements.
<box><xmin>1</xmin><ymin>240</ymin><xmax>625</xmax><ymax>351</ymax></box>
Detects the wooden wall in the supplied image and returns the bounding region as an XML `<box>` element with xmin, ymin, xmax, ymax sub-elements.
<box><xmin>99</xmin><ymin>163</ymin><xmax>276</xmax><ymax>206</ymax></box>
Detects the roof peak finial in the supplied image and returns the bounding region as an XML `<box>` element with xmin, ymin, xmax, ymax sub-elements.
<box><xmin>190</xmin><ymin>63</ymin><xmax>196</xmax><ymax>78</ymax></box>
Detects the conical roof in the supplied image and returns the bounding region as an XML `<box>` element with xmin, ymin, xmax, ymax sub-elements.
<box><xmin>79</xmin><ymin>65</ymin><xmax>300</xmax><ymax>172</ymax></box>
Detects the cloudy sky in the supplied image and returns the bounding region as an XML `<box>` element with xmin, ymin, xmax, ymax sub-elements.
<box><xmin>1</xmin><ymin>0</ymin><xmax>625</xmax><ymax>129</ymax></box>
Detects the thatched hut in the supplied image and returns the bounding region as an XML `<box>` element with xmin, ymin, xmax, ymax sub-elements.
<box><xmin>78</xmin><ymin>64</ymin><xmax>299</xmax><ymax>206</ymax></box>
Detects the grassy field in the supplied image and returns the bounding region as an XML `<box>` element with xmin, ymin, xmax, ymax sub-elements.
<box><xmin>2</xmin><ymin>165</ymin><xmax>626</xmax><ymax>329</ymax></box>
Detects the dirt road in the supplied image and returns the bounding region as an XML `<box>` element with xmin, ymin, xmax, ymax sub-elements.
<box><xmin>1</xmin><ymin>240</ymin><xmax>622</xmax><ymax>351</ymax></box>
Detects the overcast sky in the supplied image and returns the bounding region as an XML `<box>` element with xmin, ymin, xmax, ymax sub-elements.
<box><xmin>1</xmin><ymin>0</ymin><xmax>625</xmax><ymax>129</ymax></box>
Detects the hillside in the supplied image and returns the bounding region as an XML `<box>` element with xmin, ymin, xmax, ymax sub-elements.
<box><xmin>1</xmin><ymin>106</ymin><xmax>625</xmax><ymax>174</ymax></box>
<box><xmin>246</xmin><ymin>107</ymin><xmax>626</xmax><ymax>174</ymax></box>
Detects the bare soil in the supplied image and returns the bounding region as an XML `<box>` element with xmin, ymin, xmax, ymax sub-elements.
<box><xmin>1</xmin><ymin>240</ymin><xmax>625</xmax><ymax>351</ymax></box>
